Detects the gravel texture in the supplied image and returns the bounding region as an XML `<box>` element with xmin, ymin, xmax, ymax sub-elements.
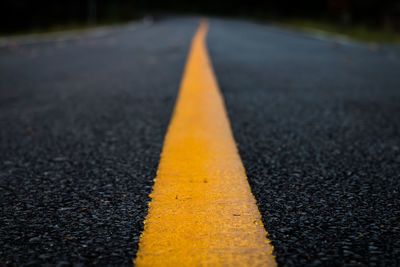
<box><xmin>1</xmin><ymin>16</ymin><xmax>400</xmax><ymax>266</ymax></box>
<box><xmin>0</xmin><ymin>18</ymin><xmax>197</xmax><ymax>266</ymax></box>
<box><xmin>208</xmin><ymin>18</ymin><xmax>400</xmax><ymax>266</ymax></box>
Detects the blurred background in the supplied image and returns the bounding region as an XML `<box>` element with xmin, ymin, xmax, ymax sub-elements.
<box><xmin>1</xmin><ymin>0</ymin><xmax>400</xmax><ymax>41</ymax></box>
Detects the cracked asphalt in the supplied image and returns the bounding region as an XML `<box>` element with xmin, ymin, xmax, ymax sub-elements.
<box><xmin>1</xmin><ymin>17</ymin><xmax>400</xmax><ymax>266</ymax></box>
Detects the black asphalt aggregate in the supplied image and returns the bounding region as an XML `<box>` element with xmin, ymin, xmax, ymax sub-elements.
<box><xmin>0</xmin><ymin>18</ymin><xmax>198</xmax><ymax>265</ymax></box>
<box><xmin>0</xmin><ymin>16</ymin><xmax>399</xmax><ymax>266</ymax></box>
<box><xmin>208</xmin><ymin>18</ymin><xmax>400</xmax><ymax>266</ymax></box>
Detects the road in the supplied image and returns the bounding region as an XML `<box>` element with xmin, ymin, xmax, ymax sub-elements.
<box><xmin>1</xmin><ymin>17</ymin><xmax>399</xmax><ymax>266</ymax></box>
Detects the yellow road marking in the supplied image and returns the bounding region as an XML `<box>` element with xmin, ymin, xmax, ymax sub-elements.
<box><xmin>134</xmin><ymin>20</ymin><xmax>276</xmax><ymax>266</ymax></box>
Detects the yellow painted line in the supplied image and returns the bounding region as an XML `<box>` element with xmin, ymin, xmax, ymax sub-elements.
<box><xmin>134</xmin><ymin>20</ymin><xmax>276</xmax><ymax>266</ymax></box>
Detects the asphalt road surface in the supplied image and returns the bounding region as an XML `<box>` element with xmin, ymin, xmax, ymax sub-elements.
<box><xmin>1</xmin><ymin>17</ymin><xmax>399</xmax><ymax>266</ymax></box>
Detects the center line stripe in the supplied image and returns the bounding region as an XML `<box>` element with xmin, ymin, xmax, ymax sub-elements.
<box><xmin>134</xmin><ymin>20</ymin><xmax>276</xmax><ymax>266</ymax></box>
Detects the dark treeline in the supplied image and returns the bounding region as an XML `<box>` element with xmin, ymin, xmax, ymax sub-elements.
<box><xmin>1</xmin><ymin>0</ymin><xmax>400</xmax><ymax>34</ymax></box>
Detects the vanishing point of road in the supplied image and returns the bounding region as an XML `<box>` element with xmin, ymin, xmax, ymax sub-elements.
<box><xmin>0</xmin><ymin>16</ymin><xmax>399</xmax><ymax>266</ymax></box>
